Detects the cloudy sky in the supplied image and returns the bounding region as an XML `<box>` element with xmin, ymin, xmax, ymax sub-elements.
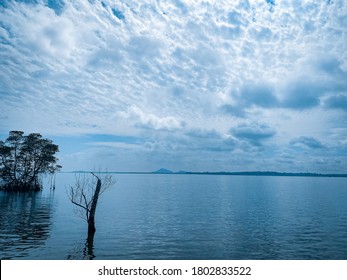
<box><xmin>1</xmin><ymin>0</ymin><xmax>347</xmax><ymax>173</ymax></box>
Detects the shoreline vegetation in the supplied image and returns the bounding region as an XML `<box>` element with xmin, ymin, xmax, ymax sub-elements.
<box><xmin>0</xmin><ymin>131</ymin><xmax>61</xmax><ymax>192</ymax></box>
<box><xmin>66</xmin><ymin>168</ymin><xmax>347</xmax><ymax>178</ymax></box>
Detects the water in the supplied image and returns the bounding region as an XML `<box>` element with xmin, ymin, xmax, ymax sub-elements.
<box><xmin>1</xmin><ymin>173</ymin><xmax>347</xmax><ymax>260</ymax></box>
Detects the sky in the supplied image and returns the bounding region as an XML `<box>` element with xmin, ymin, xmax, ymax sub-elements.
<box><xmin>1</xmin><ymin>0</ymin><xmax>347</xmax><ymax>173</ymax></box>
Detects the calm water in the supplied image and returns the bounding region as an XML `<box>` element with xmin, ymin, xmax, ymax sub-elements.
<box><xmin>1</xmin><ymin>173</ymin><xmax>347</xmax><ymax>260</ymax></box>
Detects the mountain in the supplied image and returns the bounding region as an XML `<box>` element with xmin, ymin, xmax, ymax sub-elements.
<box><xmin>152</xmin><ymin>168</ymin><xmax>174</xmax><ymax>174</ymax></box>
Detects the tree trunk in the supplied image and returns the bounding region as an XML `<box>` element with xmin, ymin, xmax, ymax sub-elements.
<box><xmin>87</xmin><ymin>176</ymin><xmax>102</xmax><ymax>244</ymax></box>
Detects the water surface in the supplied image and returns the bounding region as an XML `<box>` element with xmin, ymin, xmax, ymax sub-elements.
<box><xmin>1</xmin><ymin>174</ymin><xmax>346</xmax><ymax>259</ymax></box>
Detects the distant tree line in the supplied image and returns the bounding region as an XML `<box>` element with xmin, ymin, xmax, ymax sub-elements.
<box><xmin>0</xmin><ymin>131</ymin><xmax>61</xmax><ymax>192</ymax></box>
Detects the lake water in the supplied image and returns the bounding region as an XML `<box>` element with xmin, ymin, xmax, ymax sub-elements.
<box><xmin>1</xmin><ymin>173</ymin><xmax>347</xmax><ymax>260</ymax></box>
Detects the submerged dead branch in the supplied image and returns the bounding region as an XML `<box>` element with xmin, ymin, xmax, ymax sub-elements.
<box><xmin>67</xmin><ymin>172</ymin><xmax>116</xmax><ymax>244</ymax></box>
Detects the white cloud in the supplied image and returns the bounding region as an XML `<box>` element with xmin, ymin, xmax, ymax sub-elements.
<box><xmin>126</xmin><ymin>106</ymin><xmax>185</xmax><ymax>131</ymax></box>
<box><xmin>1</xmin><ymin>0</ymin><xmax>347</xmax><ymax>172</ymax></box>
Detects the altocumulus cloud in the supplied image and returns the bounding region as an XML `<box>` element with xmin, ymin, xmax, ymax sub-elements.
<box><xmin>231</xmin><ymin>122</ymin><xmax>276</xmax><ymax>147</ymax></box>
<box><xmin>290</xmin><ymin>136</ymin><xmax>325</xmax><ymax>149</ymax></box>
<box><xmin>324</xmin><ymin>95</ymin><xmax>347</xmax><ymax>112</ymax></box>
<box><xmin>0</xmin><ymin>0</ymin><xmax>347</xmax><ymax>173</ymax></box>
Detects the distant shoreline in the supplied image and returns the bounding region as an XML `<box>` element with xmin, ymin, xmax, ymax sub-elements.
<box><xmin>63</xmin><ymin>170</ymin><xmax>347</xmax><ymax>178</ymax></box>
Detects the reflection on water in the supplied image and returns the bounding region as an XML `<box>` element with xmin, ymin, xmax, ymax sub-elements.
<box><xmin>0</xmin><ymin>191</ymin><xmax>54</xmax><ymax>259</ymax></box>
<box><xmin>67</xmin><ymin>239</ymin><xmax>95</xmax><ymax>260</ymax></box>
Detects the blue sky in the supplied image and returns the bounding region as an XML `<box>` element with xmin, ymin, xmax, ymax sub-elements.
<box><xmin>1</xmin><ymin>0</ymin><xmax>347</xmax><ymax>173</ymax></box>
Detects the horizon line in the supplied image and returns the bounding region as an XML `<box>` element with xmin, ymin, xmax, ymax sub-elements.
<box><xmin>58</xmin><ymin>170</ymin><xmax>347</xmax><ymax>178</ymax></box>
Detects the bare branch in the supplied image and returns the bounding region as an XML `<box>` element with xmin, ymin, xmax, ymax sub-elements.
<box><xmin>70</xmin><ymin>200</ymin><xmax>89</xmax><ymax>212</ymax></box>
<box><xmin>81</xmin><ymin>190</ymin><xmax>90</xmax><ymax>220</ymax></box>
<box><xmin>68</xmin><ymin>172</ymin><xmax>116</xmax><ymax>223</ymax></box>
<box><xmin>91</xmin><ymin>172</ymin><xmax>100</xmax><ymax>181</ymax></box>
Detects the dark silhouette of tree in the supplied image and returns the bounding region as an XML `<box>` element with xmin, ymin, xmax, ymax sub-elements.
<box><xmin>0</xmin><ymin>131</ymin><xmax>61</xmax><ymax>192</ymax></box>
<box><xmin>68</xmin><ymin>172</ymin><xmax>115</xmax><ymax>247</ymax></box>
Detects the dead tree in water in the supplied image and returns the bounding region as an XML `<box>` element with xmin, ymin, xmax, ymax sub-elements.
<box><xmin>68</xmin><ymin>172</ymin><xmax>115</xmax><ymax>245</ymax></box>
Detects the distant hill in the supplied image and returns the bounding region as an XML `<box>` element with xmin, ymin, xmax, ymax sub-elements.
<box><xmin>181</xmin><ymin>171</ymin><xmax>347</xmax><ymax>177</ymax></box>
<box><xmin>151</xmin><ymin>169</ymin><xmax>347</xmax><ymax>177</ymax></box>
<box><xmin>66</xmin><ymin>169</ymin><xmax>347</xmax><ymax>177</ymax></box>
<box><xmin>152</xmin><ymin>168</ymin><xmax>174</xmax><ymax>174</ymax></box>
